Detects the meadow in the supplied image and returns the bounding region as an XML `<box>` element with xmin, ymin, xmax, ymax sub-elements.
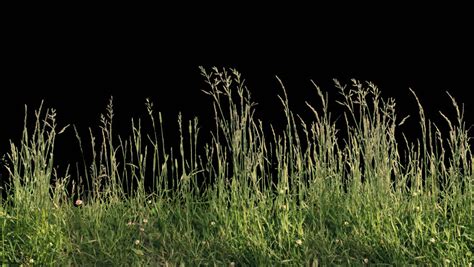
<box><xmin>1</xmin><ymin>67</ymin><xmax>472</xmax><ymax>266</ymax></box>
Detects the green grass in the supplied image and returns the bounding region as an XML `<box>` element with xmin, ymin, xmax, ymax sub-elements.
<box><xmin>1</xmin><ymin>67</ymin><xmax>472</xmax><ymax>266</ymax></box>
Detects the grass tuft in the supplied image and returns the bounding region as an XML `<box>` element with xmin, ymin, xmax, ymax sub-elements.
<box><xmin>1</xmin><ymin>67</ymin><xmax>472</xmax><ymax>265</ymax></box>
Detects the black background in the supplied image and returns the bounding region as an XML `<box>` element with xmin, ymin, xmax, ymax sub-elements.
<box><xmin>1</xmin><ymin>10</ymin><xmax>472</xmax><ymax>181</ymax></box>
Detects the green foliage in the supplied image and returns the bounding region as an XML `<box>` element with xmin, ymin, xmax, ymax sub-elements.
<box><xmin>1</xmin><ymin>67</ymin><xmax>472</xmax><ymax>265</ymax></box>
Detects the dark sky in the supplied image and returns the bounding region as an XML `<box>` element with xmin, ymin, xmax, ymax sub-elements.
<box><xmin>1</xmin><ymin>15</ymin><xmax>473</xmax><ymax>169</ymax></box>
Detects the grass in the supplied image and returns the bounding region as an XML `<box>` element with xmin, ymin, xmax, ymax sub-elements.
<box><xmin>1</xmin><ymin>67</ymin><xmax>472</xmax><ymax>266</ymax></box>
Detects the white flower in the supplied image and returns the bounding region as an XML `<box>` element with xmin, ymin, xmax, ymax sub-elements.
<box><xmin>363</xmin><ymin>258</ymin><xmax>369</xmax><ymax>264</ymax></box>
<box><xmin>344</xmin><ymin>221</ymin><xmax>349</xmax><ymax>226</ymax></box>
<box><xmin>142</xmin><ymin>218</ymin><xmax>148</xmax><ymax>224</ymax></box>
<box><xmin>134</xmin><ymin>239</ymin><xmax>140</xmax><ymax>245</ymax></box>
<box><xmin>210</xmin><ymin>221</ymin><xmax>216</xmax><ymax>226</ymax></box>
<box><xmin>295</xmin><ymin>239</ymin><xmax>303</xmax><ymax>246</ymax></box>
<box><xmin>429</xmin><ymin>237</ymin><xmax>436</xmax><ymax>243</ymax></box>
<box><xmin>279</xmin><ymin>187</ymin><xmax>288</xmax><ymax>194</ymax></box>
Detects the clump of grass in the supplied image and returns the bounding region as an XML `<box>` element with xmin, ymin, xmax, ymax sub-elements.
<box><xmin>1</xmin><ymin>103</ymin><xmax>70</xmax><ymax>265</ymax></box>
<box><xmin>1</xmin><ymin>67</ymin><xmax>472</xmax><ymax>265</ymax></box>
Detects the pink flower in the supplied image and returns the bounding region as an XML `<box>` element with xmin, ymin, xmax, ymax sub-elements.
<box><xmin>75</xmin><ymin>199</ymin><xmax>83</xmax><ymax>207</ymax></box>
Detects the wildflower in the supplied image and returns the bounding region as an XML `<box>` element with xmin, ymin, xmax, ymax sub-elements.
<box><xmin>415</xmin><ymin>206</ymin><xmax>421</xmax><ymax>212</ymax></box>
<box><xmin>412</xmin><ymin>189</ymin><xmax>422</xmax><ymax>197</ymax></box>
<box><xmin>140</xmin><ymin>227</ymin><xmax>145</xmax><ymax>232</ymax></box>
<box><xmin>127</xmin><ymin>221</ymin><xmax>135</xmax><ymax>226</ymax></box>
<box><xmin>363</xmin><ymin>258</ymin><xmax>369</xmax><ymax>264</ymax></box>
<box><xmin>280</xmin><ymin>204</ymin><xmax>287</xmax><ymax>210</ymax></box>
<box><xmin>74</xmin><ymin>199</ymin><xmax>83</xmax><ymax>207</ymax></box>
<box><xmin>134</xmin><ymin>239</ymin><xmax>140</xmax><ymax>245</ymax></box>
<box><xmin>344</xmin><ymin>221</ymin><xmax>349</xmax><ymax>226</ymax></box>
<box><xmin>29</xmin><ymin>258</ymin><xmax>35</xmax><ymax>264</ymax></box>
<box><xmin>279</xmin><ymin>187</ymin><xmax>288</xmax><ymax>195</ymax></box>
<box><xmin>142</xmin><ymin>218</ymin><xmax>148</xmax><ymax>224</ymax></box>
<box><xmin>445</xmin><ymin>259</ymin><xmax>450</xmax><ymax>264</ymax></box>
<box><xmin>229</xmin><ymin>262</ymin><xmax>236</xmax><ymax>267</ymax></box>
<box><xmin>147</xmin><ymin>200</ymin><xmax>152</xmax><ymax>204</ymax></box>
<box><xmin>210</xmin><ymin>221</ymin><xmax>216</xmax><ymax>226</ymax></box>
<box><xmin>295</xmin><ymin>239</ymin><xmax>303</xmax><ymax>246</ymax></box>
<box><xmin>429</xmin><ymin>237</ymin><xmax>436</xmax><ymax>244</ymax></box>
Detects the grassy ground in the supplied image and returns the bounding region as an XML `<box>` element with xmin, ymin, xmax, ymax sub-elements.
<box><xmin>1</xmin><ymin>67</ymin><xmax>472</xmax><ymax>266</ymax></box>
